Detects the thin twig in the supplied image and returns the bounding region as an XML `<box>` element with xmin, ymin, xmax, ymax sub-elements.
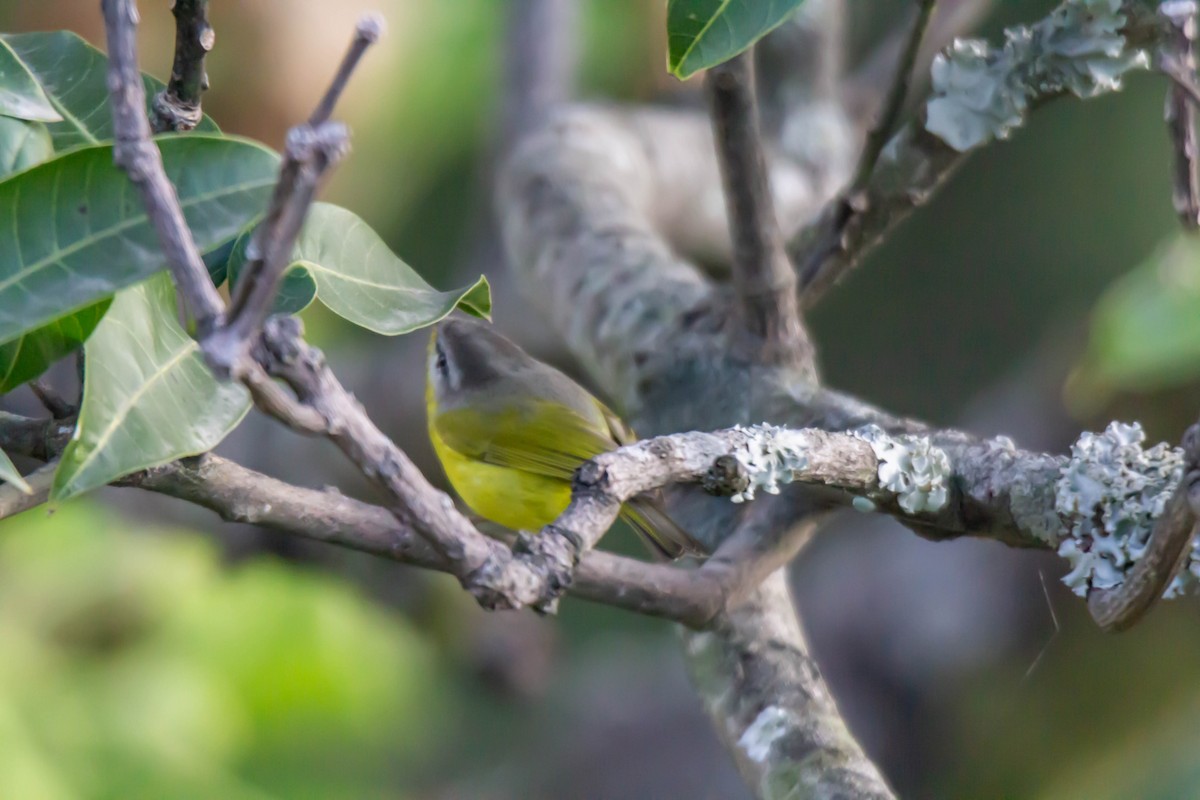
<box><xmin>0</xmin><ymin>460</ymin><xmax>56</xmax><ymax>520</ymax></box>
<box><xmin>208</xmin><ymin>17</ymin><xmax>378</xmax><ymax>373</ymax></box>
<box><xmin>29</xmin><ymin>378</ymin><xmax>75</xmax><ymax>419</ymax></box>
<box><xmin>210</xmin><ymin>122</ymin><xmax>350</xmax><ymax>372</ymax></box>
<box><xmin>1160</xmin><ymin>1</ymin><xmax>1200</xmax><ymax>228</ymax></box>
<box><xmin>1163</xmin><ymin>52</ymin><xmax>1200</xmax><ymax>106</ymax></box>
<box><xmin>101</xmin><ymin>0</ymin><xmax>226</xmax><ymax>333</ymax></box>
<box><xmin>151</xmin><ymin>0</ymin><xmax>212</xmax><ymax>132</ymax></box>
<box><xmin>308</xmin><ymin>14</ymin><xmax>384</xmax><ymax>126</ymax></box>
<box><xmin>851</xmin><ymin>0</ymin><xmax>936</xmax><ymax>191</ymax></box>
<box><xmin>705</xmin><ymin>51</ymin><xmax>805</xmax><ymax>357</ymax></box>
<box><xmin>798</xmin><ymin>0</ymin><xmax>936</xmax><ymax>306</ymax></box>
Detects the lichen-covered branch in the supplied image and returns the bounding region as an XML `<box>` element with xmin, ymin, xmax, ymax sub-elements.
<box><xmin>795</xmin><ymin>0</ymin><xmax>1162</xmax><ymax>306</ymax></box>
<box><xmin>683</xmin><ymin>572</ymin><xmax>895</xmax><ymax>799</ymax></box>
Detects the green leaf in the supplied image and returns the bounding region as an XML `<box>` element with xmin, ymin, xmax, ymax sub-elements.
<box><xmin>0</xmin><ymin>115</ymin><xmax>52</xmax><ymax>175</ymax></box>
<box><xmin>0</xmin><ymin>134</ymin><xmax>279</xmax><ymax>345</ymax></box>
<box><xmin>0</xmin><ymin>300</ymin><xmax>109</xmax><ymax>393</ymax></box>
<box><xmin>0</xmin><ymin>38</ymin><xmax>61</xmax><ymax>122</ymax></box>
<box><xmin>1</xmin><ymin>31</ymin><xmax>217</xmax><ymax>151</ymax></box>
<box><xmin>1076</xmin><ymin>235</ymin><xmax>1200</xmax><ymax>398</ymax></box>
<box><xmin>666</xmin><ymin>0</ymin><xmax>807</xmax><ymax>79</ymax></box>
<box><xmin>228</xmin><ymin>203</ymin><xmax>491</xmax><ymax>334</ymax></box>
<box><xmin>52</xmin><ymin>275</ymin><xmax>250</xmax><ymax>500</ymax></box>
<box><xmin>0</xmin><ymin>446</ymin><xmax>31</xmax><ymax>494</ymax></box>
<box><xmin>0</xmin><ymin>116</ymin><xmax>93</xmax><ymax>393</ymax></box>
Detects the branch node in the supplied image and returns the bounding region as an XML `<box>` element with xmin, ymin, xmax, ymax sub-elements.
<box><xmin>703</xmin><ymin>454</ymin><xmax>750</xmax><ymax>497</ymax></box>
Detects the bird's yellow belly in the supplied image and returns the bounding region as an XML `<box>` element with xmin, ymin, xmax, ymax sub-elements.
<box><xmin>431</xmin><ymin>431</ymin><xmax>571</xmax><ymax>531</ymax></box>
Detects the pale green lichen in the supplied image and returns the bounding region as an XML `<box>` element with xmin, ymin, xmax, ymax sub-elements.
<box><xmin>926</xmin><ymin>0</ymin><xmax>1149</xmax><ymax>152</ymax></box>
<box><xmin>738</xmin><ymin>705</ymin><xmax>798</xmax><ymax>764</ymax></box>
<box><xmin>854</xmin><ymin>425</ymin><xmax>952</xmax><ymax>514</ymax></box>
<box><xmin>727</xmin><ymin>424</ymin><xmax>812</xmax><ymax>503</ymax></box>
<box><xmin>1054</xmin><ymin>422</ymin><xmax>1197</xmax><ymax>597</ymax></box>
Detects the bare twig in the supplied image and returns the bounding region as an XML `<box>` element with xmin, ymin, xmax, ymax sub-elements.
<box><xmin>1160</xmin><ymin>1</ymin><xmax>1200</xmax><ymax>228</ymax></box>
<box><xmin>844</xmin><ymin>0</ymin><xmax>994</xmax><ymax>124</ymax></box>
<box><xmin>101</xmin><ymin>0</ymin><xmax>226</xmax><ymax>333</ymax></box>
<box><xmin>0</xmin><ymin>410</ymin><xmax>721</xmax><ymax>626</ymax></box>
<box><xmin>151</xmin><ymin>0</ymin><xmax>212</xmax><ymax>132</ymax></box>
<box><xmin>210</xmin><ymin>121</ymin><xmax>350</xmax><ymax>372</ymax></box>
<box><xmin>0</xmin><ymin>460</ymin><xmax>56</xmax><ymax>520</ymax></box>
<box><xmin>852</xmin><ymin>0</ymin><xmax>936</xmax><ymax>190</ymax></box>
<box><xmin>309</xmin><ymin>14</ymin><xmax>384</xmax><ymax>126</ymax></box>
<box><xmin>706</xmin><ymin>52</ymin><xmax>805</xmax><ymax>356</ymax></box>
<box><xmin>29</xmin><ymin>378</ymin><xmax>74</xmax><ymax>419</ymax></box>
<box><xmin>798</xmin><ymin>0</ymin><xmax>936</xmax><ymax>308</ymax></box>
<box><xmin>209</xmin><ymin>15</ymin><xmax>377</xmax><ymax>372</ymax></box>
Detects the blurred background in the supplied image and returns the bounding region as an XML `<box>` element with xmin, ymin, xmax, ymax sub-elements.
<box><xmin>2</xmin><ymin>1</ymin><xmax>1200</xmax><ymax>798</ymax></box>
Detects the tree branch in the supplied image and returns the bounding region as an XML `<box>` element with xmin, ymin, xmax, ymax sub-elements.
<box><xmin>0</xmin><ymin>460</ymin><xmax>55</xmax><ymax>518</ymax></box>
<box><xmin>682</xmin><ymin>571</ymin><xmax>895</xmax><ymax>799</ymax></box>
<box><xmin>1160</xmin><ymin>0</ymin><xmax>1200</xmax><ymax>228</ymax></box>
<box><xmin>151</xmin><ymin>0</ymin><xmax>212</xmax><ymax>132</ymax></box>
<box><xmin>795</xmin><ymin>0</ymin><xmax>1161</xmax><ymax>307</ymax></box>
<box><xmin>706</xmin><ymin>52</ymin><xmax>806</xmax><ymax>358</ymax></box>
<box><xmin>29</xmin><ymin>378</ymin><xmax>75</xmax><ymax>420</ymax></box>
<box><xmin>102</xmin><ymin>0</ymin><xmax>226</xmax><ymax>333</ymax></box>
<box><xmin>851</xmin><ymin>0</ymin><xmax>936</xmax><ymax>191</ymax></box>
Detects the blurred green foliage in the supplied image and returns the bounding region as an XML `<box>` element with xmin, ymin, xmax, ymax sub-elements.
<box><xmin>1073</xmin><ymin>235</ymin><xmax>1200</xmax><ymax>408</ymax></box>
<box><xmin>0</xmin><ymin>502</ymin><xmax>444</xmax><ymax>799</ymax></box>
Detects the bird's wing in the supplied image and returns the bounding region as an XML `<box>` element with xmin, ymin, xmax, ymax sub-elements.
<box><xmin>433</xmin><ymin>401</ymin><xmax>616</xmax><ymax>480</ymax></box>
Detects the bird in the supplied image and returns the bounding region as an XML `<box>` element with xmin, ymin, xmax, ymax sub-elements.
<box><xmin>425</xmin><ymin>316</ymin><xmax>698</xmax><ymax>559</ymax></box>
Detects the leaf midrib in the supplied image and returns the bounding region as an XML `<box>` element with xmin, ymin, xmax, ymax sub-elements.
<box><xmin>672</xmin><ymin>0</ymin><xmax>733</xmax><ymax>76</ymax></box>
<box><xmin>0</xmin><ymin>173</ymin><xmax>277</xmax><ymax>296</ymax></box>
<box><xmin>66</xmin><ymin>335</ymin><xmax>197</xmax><ymax>485</ymax></box>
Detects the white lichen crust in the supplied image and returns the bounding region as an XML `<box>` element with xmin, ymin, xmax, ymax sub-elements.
<box><xmin>1054</xmin><ymin>422</ymin><xmax>1197</xmax><ymax>597</ymax></box>
<box><xmin>726</xmin><ymin>424</ymin><xmax>813</xmax><ymax>503</ymax></box>
<box><xmin>853</xmin><ymin>425</ymin><xmax>952</xmax><ymax>514</ymax></box>
<box><xmin>926</xmin><ymin>0</ymin><xmax>1150</xmax><ymax>151</ymax></box>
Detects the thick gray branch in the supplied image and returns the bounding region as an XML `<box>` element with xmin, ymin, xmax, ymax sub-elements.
<box><xmin>683</xmin><ymin>571</ymin><xmax>894</xmax><ymax>799</ymax></box>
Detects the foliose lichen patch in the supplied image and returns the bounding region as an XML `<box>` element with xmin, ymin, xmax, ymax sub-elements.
<box><xmin>1054</xmin><ymin>422</ymin><xmax>1196</xmax><ymax>597</ymax></box>
<box><xmin>926</xmin><ymin>0</ymin><xmax>1149</xmax><ymax>151</ymax></box>
<box><xmin>853</xmin><ymin>425</ymin><xmax>951</xmax><ymax>514</ymax></box>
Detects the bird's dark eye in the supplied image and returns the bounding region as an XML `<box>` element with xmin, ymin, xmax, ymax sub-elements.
<box><xmin>434</xmin><ymin>345</ymin><xmax>448</xmax><ymax>373</ymax></box>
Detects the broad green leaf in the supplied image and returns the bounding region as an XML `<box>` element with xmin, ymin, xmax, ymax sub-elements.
<box><xmin>0</xmin><ymin>300</ymin><xmax>109</xmax><ymax>393</ymax></box>
<box><xmin>2</xmin><ymin>31</ymin><xmax>217</xmax><ymax>151</ymax></box>
<box><xmin>0</xmin><ymin>116</ymin><xmax>88</xmax><ymax>393</ymax></box>
<box><xmin>0</xmin><ymin>38</ymin><xmax>61</xmax><ymax>122</ymax></box>
<box><xmin>52</xmin><ymin>275</ymin><xmax>250</xmax><ymax>500</ymax></box>
<box><xmin>667</xmin><ymin>0</ymin><xmax>808</xmax><ymax>79</ymax></box>
<box><xmin>0</xmin><ymin>135</ymin><xmax>279</xmax><ymax>345</ymax></box>
<box><xmin>228</xmin><ymin>202</ymin><xmax>491</xmax><ymax>334</ymax></box>
<box><xmin>1075</xmin><ymin>235</ymin><xmax>1200</xmax><ymax>398</ymax></box>
<box><xmin>0</xmin><ymin>446</ymin><xmax>30</xmax><ymax>494</ymax></box>
<box><xmin>0</xmin><ymin>115</ymin><xmax>52</xmax><ymax>176</ymax></box>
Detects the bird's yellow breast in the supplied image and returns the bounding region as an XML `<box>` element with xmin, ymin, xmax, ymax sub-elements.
<box><xmin>428</xmin><ymin>422</ymin><xmax>571</xmax><ymax>531</ymax></box>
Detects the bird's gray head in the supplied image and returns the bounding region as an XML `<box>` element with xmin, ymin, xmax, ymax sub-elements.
<box><xmin>428</xmin><ymin>316</ymin><xmax>534</xmax><ymax>406</ymax></box>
